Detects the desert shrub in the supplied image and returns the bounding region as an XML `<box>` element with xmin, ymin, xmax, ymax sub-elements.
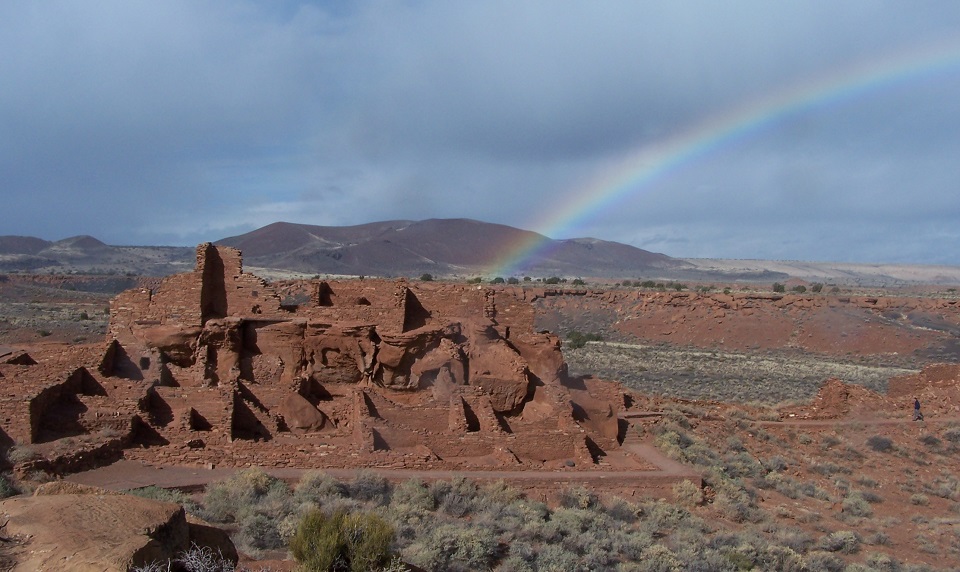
<box><xmin>507</xmin><ymin>277</ymin><xmax>520</xmax><ymax>284</ymax></box>
<box><xmin>291</xmin><ymin>508</ymin><xmax>395</xmax><ymax>572</ymax></box>
<box><xmin>604</xmin><ymin>497</ymin><xmax>640</xmax><ymax>523</ymax></box>
<box><xmin>942</xmin><ymin>427</ymin><xmax>960</xmax><ymax>444</ymax></box>
<box><xmin>763</xmin><ymin>455</ymin><xmax>788</xmax><ymax>472</ymax></box>
<box><xmin>294</xmin><ymin>470</ymin><xmax>348</xmax><ymax>505</ymax></box>
<box><xmin>127</xmin><ymin>485</ymin><xmax>200</xmax><ymax>514</ymax></box>
<box><xmin>722</xmin><ymin>451</ymin><xmax>764</xmax><ymax>479</ymax></box>
<box><xmin>772</xmin><ymin>282</ymin><xmax>786</xmax><ymax>293</ymax></box>
<box><xmin>478</xmin><ymin>479</ymin><xmax>523</xmax><ymax>505</ymax></box>
<box><xmin>817</xmin><ymin>530</ymin><xmax>860</xmax><ymax>554</ymax></box>
<box><xmin>810</xmin><ymin>462</ymin><xmax>850</xmax><ymax>476</ymax></box>
<box><xmin>565</xmin><ymin>330</ymin><xmax>603</xmax><ymax>349</ymax></box>
<box><xmin>837</xmin><ymin>445</ymin><xmax>866</xmax><ymax>461</ymax></box>
<box><xmin>800</xmin><ymin>481</ymin><xmax>831</xmax><ymax>501</ymax></box>
<box><xmin>805</xmin><ymin>550</ymin><xmax>845</xmax><ymax>572</ymax></box>
<box><xmin>6</xmin><ymin>445</ymin><xmax>41</xmax><ymax>464</ymax></box>
<box><xmin>866</xmin><ymin>435</ymin><xmax>894</xmax><ymax>453</ymax></box>
<box><xmin>202</xmin><ymin>468</ymin><xmax>288</xmax><ymax>524</ymax></box>
<box><xmin>636</xmin><ymin>544</ymin><xmax>682</xmax><ymax>572</ymax></box>
<box><xmin>672</xmin><ymin>479</ymin><xmax>703</xmax><ymax>508</ymax></box>
<box><xmin>430</xmin><ymin>477</ymin><xmax>479</xmax><ymax>517</ymax></box>
<box><xmin>0</xmin><ymin>473</ymin><xmax>20</xmax><ymax>499</ymax></box>
<box><xmin>419</xmin><ymin>273</ymin><xmax>433</xmax><ymax>281</ymax></box>
<box><xmin>866</xmin><ymin>531</ymin><xmax>891</xmax><ymax>546</ymax></box>
<box><xmin>237</xmin><ymin>512</ymin><xmax>283</xmax><ymax>551</ymax></box>
<box><xmin>558</xmin><ymin>485</ymin><xmax>600</xmax><ymax>510</ymax></box>
<box><xmin>857</xmin><ymin>476</ymin><xmax>879</xmax><ymax>488</ymax></box>
<box><xmin>924</xmin><ymin>473</ymin><xmax>960</xmax><ymax>501</ymax></box>
<box><xmin>910</xmin><ymin>493</ymin><xmax>929</xmax><ymax>506</ymax></box>
<box><xmin>841</xmin><ymin>491</ymin><xmax>873</xmax><ymax>517</ymax></box>
<box><xmin>797</xmin><ymin>433</ymin><xmax>813</xmax><ymax>445</ymax></box>
<box><xmin>390</xmin><ymin>478</ymin><xmax>435</xmax><ymax>513</ymax></box>
<box><xmin>491</xmin><ymin>277</ymin><xmax>505</xmax><ymax>284</ymax></box>
<box><xmin>864</xmin><ymin>552</ymin><xmax>904</xmax><ymax>572</ymax></box>
<box><xmin>403</xmin><ymin>522</ymin><xmax>499</xmax><ymax>572</ymax></box>
<box><xmin>919</xmin><ymin>434</ymin><xmax>940</xmax><ymax>448</ymax></box>
<box><xmin>133</xmin><ymin>543</ymin><xmax>235</xmax><ymax>572</ymax></box>
<box><xmin>348</xmin><ymin>470</ymin><xmax>391</xmax><ymax>504</ymax></box>
<box><xmin>820</xmin><ymin>434</ymin><xmax>842</xmax><ymax>449</ymax></box>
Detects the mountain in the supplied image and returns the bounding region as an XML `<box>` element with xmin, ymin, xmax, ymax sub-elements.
<box><xmin>0</xmin><ymin>235</ymin><xmax>194</xmax><ymax>276</ymax></box>
<box><xmin>5</xmin><ymin>220</ymin><xmax>960</xmax><ymax>285</ymax></box>
<box><xmin>216</xmin><ymin>219</ymin><xmax>687</xmax><ymax>278</ymax></box>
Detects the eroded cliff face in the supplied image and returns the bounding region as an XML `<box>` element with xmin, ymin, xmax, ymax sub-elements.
<box><xmin>0</xmin><ymin>243</ymin><xmax>619</xmax><ymax>472</ymax></box>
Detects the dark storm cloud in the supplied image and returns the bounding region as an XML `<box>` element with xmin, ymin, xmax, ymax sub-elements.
<box><xmin>2</xmin><ymin>1</ymin><xmax>960</xmax><ymax>264</ymax></box>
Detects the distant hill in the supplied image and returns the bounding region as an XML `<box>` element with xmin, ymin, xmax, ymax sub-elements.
<box><xmin>0</xmin><ymin>235</ymin><xmax>193</xmax><ymax>276</ymax></box>
<box><xmin>216</xmin><ymin>219</ymin><xmax>687</xmax><ymax>278</ymax></box>
<box><xmin>4</xmin><ymin>220</ymin><xmax>960</xmax><ymax>286</ymax></box>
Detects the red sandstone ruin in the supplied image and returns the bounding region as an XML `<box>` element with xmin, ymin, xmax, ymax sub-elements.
<box><xmin>0</xmin><ymin>244</ymin><xmax>628</xmax><ymax>476</ymax></box>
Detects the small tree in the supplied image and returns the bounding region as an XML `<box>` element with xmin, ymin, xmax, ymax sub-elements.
<box><xmin>545</xmin><ymin>276</ymin><xmax>561</xmax><ymax>285</ymax></box>
<box><xmin>571</xmin><ymin>278</ymin><xmax>585</xmax><ymax>286</ymax></box>
<box><xmin>507</xmin><ymin>277</ymin><xmax>520</xmax><ymax>284</ymax></box>
<box><xmin>772</xmin><ymin>282</ymin><xmax>786</xmax><ymax>293</ymax></box>
<box><xmin>491</xmin><ymin>277</ymin><xmax>505</xmax><ymax>284</ymax></box>
<box><xmin>419</xmin><ymin>273</ymin><xmax>433</xmax><ymax>282</ymax></box>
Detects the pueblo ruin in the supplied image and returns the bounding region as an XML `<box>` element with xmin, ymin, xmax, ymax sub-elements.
<box><xmin>0</xmin><ymin>243</ymin><xmax>635</xmax><ymax>479</ymax></box>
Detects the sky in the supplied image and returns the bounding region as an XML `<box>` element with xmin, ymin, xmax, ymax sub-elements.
<box><xmin>3</xmin><ymin>1</ymin><xmax>960</xmax><ymax>265</ymax></box>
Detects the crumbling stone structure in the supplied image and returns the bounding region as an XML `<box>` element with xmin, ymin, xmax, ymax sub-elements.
<box><xmin>1</xmin><ymin>244</ymin><xmax>623</xmax><ymax>473</ymax></box>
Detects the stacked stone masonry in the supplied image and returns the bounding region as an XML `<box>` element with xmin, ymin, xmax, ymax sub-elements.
<box><xmin>1</xmin><ymin>244</ymin><xmax>626</xmax><ymax>475</ymax></box>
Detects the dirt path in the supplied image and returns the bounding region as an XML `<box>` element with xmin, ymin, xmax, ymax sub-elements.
<box><xmin>68</xmin><ymin>415</ymin><xmax>952</xmax><ymax>494</ymax></box>
<box><xmin>66</xmin><ymin>434</ymin><xmax>702</xmax><ymax>494</ymax></box>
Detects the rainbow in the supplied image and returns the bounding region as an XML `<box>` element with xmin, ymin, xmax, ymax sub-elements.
<box><xmin>493</xmin><ymin>40</ymin><xmax>960</xmax><ymax>276</ymax></box>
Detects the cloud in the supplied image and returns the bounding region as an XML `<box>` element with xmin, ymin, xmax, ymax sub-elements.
<box><xmin>2</xmin><ymin>1</ymin><xmax>960</xmax><ymax>264</ymax></box>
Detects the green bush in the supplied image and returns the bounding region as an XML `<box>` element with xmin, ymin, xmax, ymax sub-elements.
<box><xmin>506</xmin><ymin>277</ymin><xmax>520</xmax><ymax>284</ymax></box>
<box><xmin>491</xmin><ymin>277</ymin><xmax>505</xmax><ymax>284</ymax></box>
<box><xmin>419</xmin><ymin>273</ymin><xmax>433</xmax><ymax>281</ymax></box>
<box><xmin>565</xmin><ymin>331</ymin><xmax>603</xmax><ymax>349</ymax></box>
<box><xmin>291</xmin><ymin>508</ymin><xmax>396</xmax><ymax>572</ymax></box>
<box><xmin>772</xmin><ymin>282</ymin><xmax>786</xmax><ymax>293</ymax></box>
<box><xmin>544</xmin><ymin>276</ymin><xmax>561</xmax><ymax>285</ymax></box>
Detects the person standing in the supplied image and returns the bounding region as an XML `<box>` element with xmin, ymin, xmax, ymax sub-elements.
<box><xmin>913</xmin><ymin>397</ymin><xmax>923</xmax><ymax>421</ymax></box>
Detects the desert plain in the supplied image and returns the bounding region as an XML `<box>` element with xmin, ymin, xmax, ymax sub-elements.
<box><xmin>0</xmin><ymin>244</ymin><xmax>959</xmax><ymax>571</ymax></box>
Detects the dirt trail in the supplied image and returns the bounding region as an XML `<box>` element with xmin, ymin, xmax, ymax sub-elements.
<box><xmin>66</xmin><ymin>435</ymin><xmax>702</xmax><ymax>494</ymax></box>
<box><xmin>66</xmin><ymin>414</ymin><xmax>956</xmax><ymax>493</ymax></box>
